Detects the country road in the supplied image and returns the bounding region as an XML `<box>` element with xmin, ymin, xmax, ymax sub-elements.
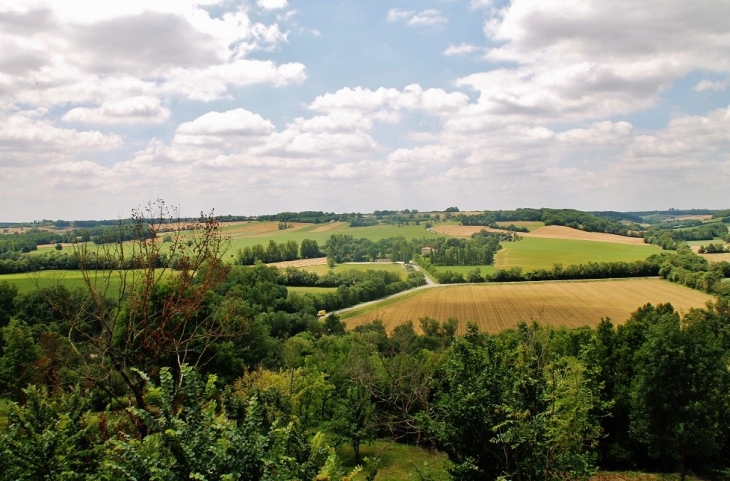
<box><xmin>332</xmin><ymin>262</ymin><xmax>440</xmax><ymax>316</ymax></box>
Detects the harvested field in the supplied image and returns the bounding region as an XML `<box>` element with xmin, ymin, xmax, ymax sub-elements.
<box><xmin>689</xmin><ymin>244</ymin><xmax>730</xmax><ymax>262</ymax></box>
<box><xmin>267</xmin><ymin>257</ymin><xmax>328</xmax><ymax>268</ymax></box>
<box><xmin>522</xmin><ymin>226</ymin><xmax>647</xmax><ymax>245</ymax></box>
<box><xmin>224</xmin><ymin>221</ymin><xmax>311</xmax><ymax>239</ymax></box>
<box><xmin>310</xmin><ymin>221</ymin><xmax>345</xmax><ymax>232</ymax></box>
<box><xmin>433</xmin><ymin>224</ymin><xmax>647</xmax><ymax>246</ymax></box>
<box><xmin>342</xmin><ymin>278</ymin><xmax>712</xmax><ymax>334</ymax></box>
<box><xmin>430</xmin><ymin>225</ymin><xmax>503</xmax><ymax>236</ymax></box>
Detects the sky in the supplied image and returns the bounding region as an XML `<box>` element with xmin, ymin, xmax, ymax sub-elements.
<box><xmin>1</xmin><ymin>0</ymin><xmax>730</xmax><ymax>221</ymax></box>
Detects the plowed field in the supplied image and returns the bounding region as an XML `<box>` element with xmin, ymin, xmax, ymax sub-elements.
<box><xmin>342</xmin><ymin>279</ymin><xmax>713</xmax><ymax>334</ymax></box>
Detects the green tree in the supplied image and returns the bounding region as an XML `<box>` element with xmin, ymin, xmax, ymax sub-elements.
<box><xmin>0</xmin><ymin>319</ymin><xmax>42</xmax><ymax>402</ymax></box>
<box><xmin>0</xmin><ymin>281</ymin><xmax>18</xmax><ymax>328</ymax></box>
<box><xmin>630</xmin><ymin>313</ymin><xmax>729</xmax><ymax>479</ymax></box>
<box><xmin>300</xmin><ymin>238</ymin><xmax>322</xmax><ymax>259</ymax></box>
<box><xmin>328</xmin><ymin>384</ymin><xmax>377</xmax><ymax>465</ymax></box>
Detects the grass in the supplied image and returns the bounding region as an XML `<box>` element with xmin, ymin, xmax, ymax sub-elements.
<box><xmin>337</xmin><ymin>440</ymin><xmax>450</xmax><ymax>480</ymax></box>
<box><xmin>428</xmin><ymin>265</ymin><xmax>498</xmax><ymax>276</ymax></box>
<box><xmin>286</xmin><ymin>286</ymin><xmax>338</xmax><ymax>295</ymax></box>
<box><xmin>341</xmin><ymin>279</ymin><xmax>713</xmax><ymax>334</ymax></box>
<box><xmin>0</xmin><ymin>270</ymin><xmax>124</xmax><ymax>295</ymax></box>
<box><xmin>495</xmin><ymin>237</ymin><xmax>661</xmax><ymax>271</ymax></box>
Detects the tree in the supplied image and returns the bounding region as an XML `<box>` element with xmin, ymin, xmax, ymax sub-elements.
<box><xmin>49</xmin><ymin>200</ymin><xmax>232</xmax><ymax>413</ymax></box>
<box><xmin>300</xmin><ymin>238</ymin><xmax>322</xmax><ymax>259</ymax></box>
<box><xmin>630</xmin><ymin>313</ymin><xmax>729</xmax><ymax>479</ymax></box>
<box><xmin>0</xmin><ymin>281</ymin><xmax>18</xmax><ymax>328</ymax></box>
<box><xmin>0</xmin><ymin>320</ymin><xmax>42</xmax><ymax>402</ymax></box>
<box><xmin>328</xmin><ymin>384</ymin><xmax>376</xmax><ymax>465</ymax></box>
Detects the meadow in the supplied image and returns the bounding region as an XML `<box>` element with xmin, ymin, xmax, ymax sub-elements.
<box><xmin>286</xmin><ymin>286</ymin><xmax>338</xmax><ymax>295</ymax></box>
<box><xmin>0</xmin><ymin>270</ymin><xmax>124</xmax><ymax>294</ymax></box>
<box><xmin>494</xmin><ymin>236</ymin><xmax>661</xmax><ymax>271</ymax></box>
<box><xmin>340</xmin><ymin>278</ymin><xmax>713</xmax><ymax>334</ymax></box>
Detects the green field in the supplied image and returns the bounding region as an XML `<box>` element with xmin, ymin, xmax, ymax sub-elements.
<box><xmin>0</xmin><ymin>270</ymin><xmax>125</xmax><ymax>294</ymax></box>
<box><xmin>286</xmin><ymin>286</ymin><xmax>338</xmax><ymax>296</ymax></box>
<box><xmin>495</xmin><ymin>237</ymin><xmax>661</xmax><ymax>271</ymax></box>
<box><xmin>429</xmin><ymin>264</ymin><xmax>498</xmax><ymax>277</ymax></box>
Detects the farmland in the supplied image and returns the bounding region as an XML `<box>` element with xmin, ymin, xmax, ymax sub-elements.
<box><xmin>227</xmin><ymin>221</ymin><xmax>441</xmax><ymax>252</ymax></box>
<box><xmin>0</xmin><ymin>270</ymin><xmax>124</xmax><ymax>294</ymax></box>
<box><xmin>341</xmin><ymin>278</ymin><xmax>713</xmax><ymax>334</ymax></box>
<box><xmin>298</xmin><ymin>262</ymin><xmax>408</xmax><ymax>277</ymax></box>
<box><xmin>494</xmin><ymin>236</ymin><xmax>660</xmax><ymax>271</ymax></box>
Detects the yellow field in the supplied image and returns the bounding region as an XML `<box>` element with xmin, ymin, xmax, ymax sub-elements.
<box><xmin>432</xmin><ymin>224</ymin><xmax>647</xmax><ymax>246</ymax></box>
<box><xmin>523</xmin><ymin>226</ymin><xmax>647</xmax><ymax>245</ymax></box>
<box><xmin>342</xmin><ymin>279</ymin><xmax>713</xmax><ymax>334</ymax></box>
<box><xmin>267</xmin><ymin>257</ymin><xmax>328</xmax><ymax>268</ymax></box>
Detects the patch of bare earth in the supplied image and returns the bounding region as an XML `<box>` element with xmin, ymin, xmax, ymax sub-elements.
<box><xmin>523</xmin><ymin>226</ymin><xmax>648</xmax><ymax>245</ymax></box>
<box><xmin>267</xmin><ymin>257</ymin><xmax>328</xmax><ymax>268</ymax></box>
<box><xmin>310</xmin><ymin>222</ymin><xmax>345</xmax><ymax>232</ymax></box>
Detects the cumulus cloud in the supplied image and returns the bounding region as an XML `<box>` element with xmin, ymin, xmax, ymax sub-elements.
<box><xmin>174</xmin><ymin>109</ymin><xmax>275</xmax><ymax>148</ymax></box>
<box><xmin>0</xmin><ymin>111</ymin><xmax>123</xmax><ymax>158</ymax></box>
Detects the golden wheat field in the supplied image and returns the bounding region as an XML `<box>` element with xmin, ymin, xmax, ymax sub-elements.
<box><xmin>342</xmin><ymin>278</ymin><xmax>714</xmax><ymax>334</ymax></box>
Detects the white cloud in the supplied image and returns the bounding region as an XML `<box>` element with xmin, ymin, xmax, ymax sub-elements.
<box><xmin>61</xmin><ymin>97</ymin><xmax>170</xmax><ymax>124</ymax></box>
<box><xmin>174</xmin><ymin>108</ymin><xmax>275</xmax><ymax>148</ymax></box>
<box><xmin>444</xmin><ymin>43</ymin><xmax>479</xmax><ymax>56</ymax></box>
<box><xmin>694</xmin><ymin>79</ymin><xmax>728</xmax><ymax>92</ymax></box>
<box><xmin>387</xmin><ymin>9</ymin><xmax>412</xmax><ymax>22</ymax></box>
<box><xmin>0</xmin><ymin>111</ymin><xmax>123</xmax><ymax>159</ymax></box>
<box><xmin>387</xmin><ymin>8</ymin><xmax>447</xmax><ymax>28</ymax></box>
<box><xmin>258</xmin><ymin>0</ymin><xmax>288</xmax><ymax>10</ymax></box>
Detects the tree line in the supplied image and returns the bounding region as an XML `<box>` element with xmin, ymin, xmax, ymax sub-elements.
<box><xmin>457</xmin><ymin>208</ymin><xmax>642</xmax><ymax>236</ymax></box>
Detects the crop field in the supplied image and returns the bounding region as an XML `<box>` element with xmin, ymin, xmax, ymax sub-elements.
<box><xmin>227</xmin><ymin>221</ymin><xmax>442</xmax><ymax>252</ymax></box>
<box><xmin>0</xmin><ymin>270</ymin><xmax>124</xmax><ymax>294</ymax></box>
<box><xmin>286</xmin><ymin>286</ymin><xmax>338</xmax><ymax>296</ymax></box>
<box><xmin>267</xmin><ymin>257</ymin><xmax>329</xmax><ymax>269</ymax></box>
<box><xmin>523</xmin><ymin>226</ymin><xmax>647</xmax><ymax>245</ymax></box>
<box><xmin>341</xmin><ymin>278</ymin><xmax>713</xmax><ymax>334</ymax></box>
<box><xmin>494</xmin><ymin>237</ymin><xmax>660</xmax><ymax>271</ymax></box>
<box><xmin>427</xmin><ymin>265</ymin><xmax>498</xmax><ymax>276</ymax></box>
<box><xmin>298</xmin><ymin>262</ymin><xmax>407</xmax><ymax>277</ymax></box>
